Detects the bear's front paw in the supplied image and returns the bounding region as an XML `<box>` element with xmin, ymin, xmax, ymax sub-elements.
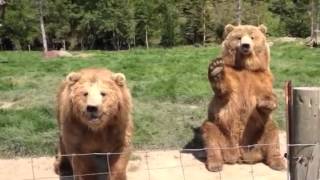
<box><xmin>208</xmin><ymin>58</ymin><xmax>224</xmax><ymax>81</ymax></box>
<box><xmin>267</xmin><ymin>157</ymin><xmax>286</xmax><ymax>171</ymax></box>
<box><xmin>257</xmin><ymin>99</ymin><xmax>277</xmax><ymax>111</ymax></box>
<box><xmin>53</xmin><ymin>160</ymin><xmax>60</xmax><ymax>175</ymax></box>
<box><xmin>206</xmin><ymin>161</ymin><xmax>223</xmax><ymax>172</ymax></box>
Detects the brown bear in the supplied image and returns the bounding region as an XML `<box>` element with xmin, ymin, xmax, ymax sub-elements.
<box><xmin>201</xmin><ymin>24</ymin><xmax>285</xmax><ymax>172</ymax></box>
<box><xmin>54</xmin><ymin>68</ymin><xmax>133</xmax><ymax>180</ymax></box>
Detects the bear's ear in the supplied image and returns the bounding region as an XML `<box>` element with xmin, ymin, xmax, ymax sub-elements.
<box><xmin>258</xmin><ymin>24</ymin><xmax>267</xmax><ymax>34</ymax></box>
<box><xmin>224</xmin><ymin>24</ymin><xmax>235</xmax><ymax>35</ymax></box>
<box><xmin>112</xmin><ymin>73</ymin><xmax>126</xmax><ymax>86</ymax></box>
<box><xmin>66</xmin><ymin>72</ymin><xmax>81</xmax><ymax>85</ymax></box>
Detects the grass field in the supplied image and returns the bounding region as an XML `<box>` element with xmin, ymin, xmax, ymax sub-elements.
<box><xmin>0</xmin><ymin>41</ymin><xmax>320</xmax><ymax>157</ymax></box>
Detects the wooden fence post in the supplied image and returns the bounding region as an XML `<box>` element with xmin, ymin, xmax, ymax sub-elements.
<box><xmin>287</xmin><ymin>84</ymin><xmax>320</xmax><ymax>180</ymax></box>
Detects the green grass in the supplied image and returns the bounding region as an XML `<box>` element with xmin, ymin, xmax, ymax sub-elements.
<box><xmin>0</xmin><ymin>42</ymin><xmax>320</xmax><ymax>157</ymax></box>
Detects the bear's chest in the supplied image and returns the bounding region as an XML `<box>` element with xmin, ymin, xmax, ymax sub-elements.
<box><xmin>63</xmin><ymin>124</ymin><xmax>122</xmax><ymax>153</ymax></box>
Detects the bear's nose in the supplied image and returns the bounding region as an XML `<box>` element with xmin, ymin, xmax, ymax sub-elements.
<box><xmin>241</xmin><ymin>43</ymin><xmax>250</xmax><ymax>49</ymax></box>
<box><xmin>86</xmin><ymin>105</ymin><xmax>98</xmax><ymax>113</ymax></box>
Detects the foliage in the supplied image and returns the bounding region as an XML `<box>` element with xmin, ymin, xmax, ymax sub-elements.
<box><xmin>0</xmin><ymin>0</ymin><xmax>316</xmax><ymax>50</ymax></box>
<box><xmin>0</xmin><ymin>0</ymin><xmax>39</xmax><ymax>50</ymax></box>
<box><xmin>269</xmin><ymin>0</ymin><xmax>310</xmax><ymax>37</ymax></box>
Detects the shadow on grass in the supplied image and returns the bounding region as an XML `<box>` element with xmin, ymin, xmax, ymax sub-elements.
<box><xmin>181</xmin><ymin>127</ymin><xmax>206</xmax><ymax>163</ymax></box>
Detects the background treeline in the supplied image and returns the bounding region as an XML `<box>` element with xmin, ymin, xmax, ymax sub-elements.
<box><xmin>0</xmin><ymin>0</ymin><xmax>315</xmax><ymax>50</ymax></box>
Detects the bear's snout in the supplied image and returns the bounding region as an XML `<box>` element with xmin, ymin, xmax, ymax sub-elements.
<box><xmin>240</xmin><ymin>35</ymin><xmax>252</xmax><ymax>54</ymax></box>
<box><xmin>87</xmin><ymin>105</ymin><xmax>98</xmax><ymax>113</ymax></box>
<box><xmin>86</xmin><ymin>105</ymin><xmax>99</xmax><ymax>119</ymax></box>
<box><xmin>241</xmin><ymin>43</ymin><xmax>250</xmax><ymax>49</ymax></box>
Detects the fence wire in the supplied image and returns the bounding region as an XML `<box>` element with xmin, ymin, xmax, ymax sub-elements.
<box><xmin>21</xmin><ymin>143</ymin><xmax>318</xmax><ymax>180</ymax></box>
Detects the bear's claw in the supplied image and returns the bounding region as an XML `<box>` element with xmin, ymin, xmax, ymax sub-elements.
<box><xmin>267</xmin><ymin>157</ymin><xmax>286</xmax><ymax>171</ymax></box>
<box><xmin>206</xmin><ymin>161</ymin><xmax>223</xmax><ymax>172</ymax></box>
<box><xmin>209</xmin><ymin>58</ymin><xmax>224</xmax><ymax>81</ymax></box>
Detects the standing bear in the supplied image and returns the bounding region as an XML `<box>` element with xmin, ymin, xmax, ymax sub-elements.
<box><xmin>54</xmin><ymin>68</ymin><xmax>133</xmax><ymax>180</ymax></box>
<box><xmin>201</xmin><ymin>24</ymin><xmax>285</xmax><ymax>172</ymax></box>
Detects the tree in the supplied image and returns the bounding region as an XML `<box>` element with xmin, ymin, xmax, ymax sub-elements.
<box><xmin>160</xmin><ymin>0</ymin><xmax>177</xmax><ymax>47</ymax></box>
<box><xmin>309</xmin><ymin>0</ymin><xmax>319</xmax><ymax>46</ymax></box>
<box><xmin>0</xmin><ymin>0</ymin><xmax>6</xmax><ymax>20</ymax></box>
<box><xmin>38</xmin><ymin>0</ymin><xmax>48</xmax><ymax>52</ymax></box>
<box><xmin>269</xmin><ymin>0</ymin><xmax>310</xmax><ymax>37</ymax></box>
<box><xmin>0</xmin><ymin>0</ymin><xmax>318</xmax><ymax>50</ymax></box>
<box><xmin>201</xmin><ymin>0</ymin><xmax>210</xmax><ymax>45</ymax></box>
<box><xmin>236</xmin><ymin>0</ymin><xmax>241</xmax><ymax>25</ymax></box>
<box><xmin>0</xmin><ymin>0</ymin><xmax>39</xmax><ymax>50</ymax></box>
<box><xmin>180</xmin><ymin>0</ymin><xmax>204</xmax><ymax>44</ymax></box>
<box><xmin>135</xmin><ymin>0</ymin><xmax>160</xmax><ymax>48</ymax></box>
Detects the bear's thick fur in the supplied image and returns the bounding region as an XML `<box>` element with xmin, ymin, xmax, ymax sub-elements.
<box><xmin>201</xmin><ymin>24</ymin><xmax>285</xmax><ymax>172</ymax></box>
<box><xmin>54</xmin><ymin>68</ymin><xmax>133</xmax><ymax>180</ymax></box>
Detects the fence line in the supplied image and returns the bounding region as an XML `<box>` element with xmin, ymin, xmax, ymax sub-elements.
<box><xmin>178</xmin><ymin>152</ymin><xmax>186</xmax><ymax>180</ymax></box>
<box><xmin>25</xmin><ymin>161</ymin><xmax>248</xmax><ymax>180</ymax></box>
<box><xmin>51</xmin><ymin>143</ymin><xmax>317</xmax><ymax>158</ymax></box>
<box><xmin>22</xmin><ymin>143</ymin><xmax>319</xmax><ymax>180</ymax></box>
<box><xmin>248</xmin><ymin>146</ymin><xmax>255</xmax><ymax>180</ymax></box>
<box><xmin>106</xmin><ymin>153</ymin><xmax>112</xmax><ymax>180</ymax></box>
<box><xmin>30</xmin><ymin>157</ymin><xmax>35</xmax><ymax>180</ymax></box>
<box><xmin>145</xmin><ymin>151</ymin><xmax>151</xmax><ymax>180</ymax></box>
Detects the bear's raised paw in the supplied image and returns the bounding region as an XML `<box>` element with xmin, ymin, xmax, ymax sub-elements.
<box><xmin>208</xmin><ymin>58</ymin><xmax>224</xmax><ymax>81</ymax></box>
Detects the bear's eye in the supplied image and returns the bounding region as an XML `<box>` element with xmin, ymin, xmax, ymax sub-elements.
<box><xmin>83</xmin><ymin>92</ymin><xmax>88</xmax><ymax>97</ymax></box>
<box><xmin>237</xmin><ymin>37</ymin><xmax>241</xmax><ymax>40</ymax></box>
<box><xmin>101</xmin><ymin>92</ymin><xmax>106</xmax><ymax>97</ymax></box>
<box><xmin>251</xmin><ymin>36</ymin><xmax>255</xmax><ymax>40</ymax></box>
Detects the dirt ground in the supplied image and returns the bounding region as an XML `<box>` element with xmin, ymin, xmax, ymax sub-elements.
<box><xmin>0</xmin><ymin>132</ymin><xmax>287</xmax><ymax>180</ymax></box>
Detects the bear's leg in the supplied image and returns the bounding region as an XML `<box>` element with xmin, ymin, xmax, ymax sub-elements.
<box><xmin>201</xmin><ymin>121</ymin><xmax>224</xmax><ymax>172</ymax></box>
<box><xmin>54</xmin><ymin>156</ymin><xmax>73</xmax><ymax>180</ymax></box>
<box><xmin>208</xmin><ymin>58</ymin><xmax>231</xmax><ymax>96</ymax></box>
<box><xmin>71</xmin><ymin>156</ymin><xmax>104</xmax><ymax>180</ymax></box>
<box><xmin>239</xmin><ymin>113</ymin><xmax>265</xmax><ymax>164</ymax></box>
<box><xmin>259</xmin><ymin>120</ymin><xmax>286</xmax><ymax>171</ymax></box>
<box><xmin>221</xmin><ymin>135</ymin><xmax>240</xmax><ymax>165</ymax></box>
<box><xmin>240</xmin><ymin>147</ymin><xmax>264</xmax><ymax>164</ymax></box>
<box><xmin>108</xmin><ymin>149</ymin><xmax>131</xmax><ymax>180</ymax></box>
<box><xmin>54</xmin><ymin>137</ymin><xmax>74</xmax><ymax>180</ymax></box>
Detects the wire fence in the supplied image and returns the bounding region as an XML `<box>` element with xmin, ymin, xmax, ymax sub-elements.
<box><xmin>18</xmin><ymin>143</ymin><xmax>319</xmax><ymax>180</ymax></box>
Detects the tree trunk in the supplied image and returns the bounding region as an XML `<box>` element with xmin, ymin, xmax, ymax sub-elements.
<box><xmin>62</xmin><ymin>40</ymin><xmax>66</xmax><ymax>50</ymax></box>
<box><xmin>0</xmin><ymin>0</ymin><xmax>6</xmax><ymax>20</ymax></box>
<box><xmin>202</xmin><ymin>1</ymin><xmax>206</xmax><ymax>46</ymax></box>
<box><xmin>145</xmin><ymin>25</ymin><xmax>149</xmax><ymax>49</ymax></box>
<box><xmin>80</xmin><ymin>39</ymin><xmax>84</xmax><ymax>50</ymax></box>
<box><xmin>310</xmin><ymin>0</ymin><xmax>319</xmax><ymax>47</ymax></box>
<box><xmin>203</xmin><ymin>21</ymin><xmax>206</xmax><ymax>46</ymax></box>
<box><xmin>133</xmin><ymin>35</ymin><xmax>136</xmax><ymax>47</ymax></box>
<box><xmin>39</xmin><ymin>0</ymin><xmax>48</xmax><ymax>52</ymax></box>
<box><xmin>112</xmin><ymin>28</ymin><xmax>119</xmax><ymax>50</ymax></box>
<box><xmin>311</xmin><ymin>0</ymin><xmax>315</xmax><ymax>38</ymax></box>
<box><xmin>117</xmin><ymin>37</ymin><xmax>120</xmax><ymax>50</ymax></box>
<box><xmin>236</xmin><ymin>0</ymin><xmax>241</xmax><ymax>25</ymax></box>
<box><xmin>251</xmin><ymin>0</ymin><xmax>258</xmax><ymax>25</ymax></box>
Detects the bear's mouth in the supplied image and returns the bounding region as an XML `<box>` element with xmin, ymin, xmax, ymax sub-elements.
<box><xmin>87</xmin><ymin>113</ymin><xmax>102</xmax><ymax>123</ymax></box>
<box><xmin>240</xmin><ymin>47</ymin><xmax>251</xmax><ymax>55</ymax></box>
<box><xmin>88</xmin><ymin>117</ymin><xmax>99</xmax><ymax>122</ymax></box>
